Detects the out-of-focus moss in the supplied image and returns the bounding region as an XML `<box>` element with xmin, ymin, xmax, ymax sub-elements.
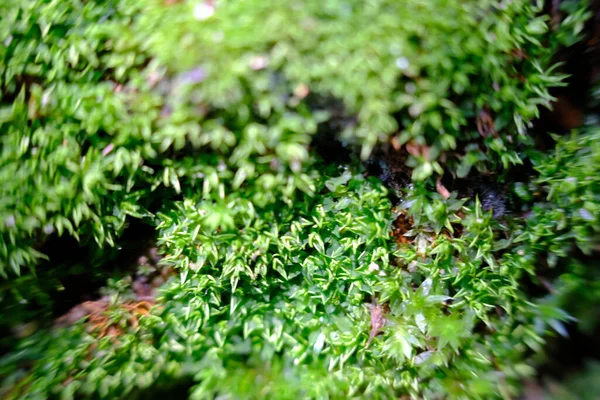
<box><xmin>0</xmin><ymin>0</ymin><xmax>597</xmax><ymax>399</ymax></box>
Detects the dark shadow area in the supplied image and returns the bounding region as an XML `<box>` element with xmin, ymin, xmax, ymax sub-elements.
<box><xmin>0</xmin><ymin>217</ymin><xmax>157</xmax><ymax>357</ymax></box>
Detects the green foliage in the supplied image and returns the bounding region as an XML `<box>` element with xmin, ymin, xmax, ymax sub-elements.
<box><xmin>4</xmin><ymin>152</ymin><xmax>596</xmax><ymax>398</ymax></box>
<box><xmin>140</xmin><ymin>0</ymin><xmax>581</xmax><ymax>174</ymax></box>
<box><xmin>520</xmin><ymin>128</ymin><xmax>599</xmax><ymax>256</ymax></box>
<box><xmin>0</xmin><ymin>0</ymin><xmax>597</xmax><ymax>399</ymax></box>
<box><xmin>0</xmin><ymin>0</ymin><xmax>588</xmax><ymax>274</ymax></box>
<box><xmin>0</xmin><ymin>0</ymin><xmax>153</xmax><ymax>276</ymax></box>
<box><xmin>513</xmin><ymin>127</ymin><xmax>600</xmax><ymax>332</ymax></box>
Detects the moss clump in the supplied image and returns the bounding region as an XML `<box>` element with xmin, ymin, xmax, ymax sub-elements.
<box><xmin>0</xmin><ymin>0</ymin><xmax>597</xmax><ymax>399</ymax></box>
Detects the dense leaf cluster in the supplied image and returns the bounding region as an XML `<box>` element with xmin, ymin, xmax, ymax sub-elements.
<box><xmin>0</xmin><ymin>0</ymin><xmax>597</xmax><ymax>399</ymax></box>
<box><xmin>0</xmin><ymin>0</ymin><xmax>152</xmax><ymax>275</ymax></box>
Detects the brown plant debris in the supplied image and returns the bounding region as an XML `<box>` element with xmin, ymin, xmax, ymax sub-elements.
<box><xmin>405</xmin><ymin>140</ymin><xmax>431</xmax><ymax>160</ymax></box>
<box><xmin>391</xmin><ymin>210</ymin><xmax>414</xmax><ymax>245</ymax></box>
<box><xmin>55</xmin><ymin>298</ymin><xmax>154</xmax><ymax>339</ymax></box>
<box><xmin>436</xmin><ymin>178</ymin><xmax>451</xmax><ymax>199</ymax></box>
<box><xmin>366</xmin><ymin>299</ymin><xmax>390</xmax><ymax>346</ymax></box>
<box><xmin>476</xmin><ymin>109</ymin><xmax>496</xmax><ymax>138</ymax></box>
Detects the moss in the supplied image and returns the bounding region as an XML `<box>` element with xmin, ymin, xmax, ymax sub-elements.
<box><xmin>0</xmin><ymin>0</ymin><xmax>597</xmax><ymax>399</ymax></box>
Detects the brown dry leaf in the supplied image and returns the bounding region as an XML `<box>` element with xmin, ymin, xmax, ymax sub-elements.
<box><xmin>436</xmin><ymin>178</ymin><xmax>451</xmax><ymax>199</ymax></box>
<box><xmin>405</xmin><ymin>141</ymin><xmax>420</xmax><ymax>157</ymax></box>
<box><xmin>476</xmin><ymin>110</ymin><xmax>496</xmax><ymax>137</ymax></box>
<box><xmin>391</xmin><ymin>211</ymin><xmax>413</xmax><ymax>245</ymax></box>
<box><xmin>55</xmin><ymin>299</ymin><xmax>109</xmax><ymax>327</ymax></box>
<box><xmin>366</xmin><ymin>300</ymin><xmax>389</xmax><ymax>346</ymax></box>
<box><xmin>510</xmin><ymin>48</ymin><xmax>529</xmax><ymax>60</ymax></box>
<box><xmin>390</xmin><ymin>135</ymin><xmax>401</xmax><ymax>151</ymax></box>
<box><xmin>405</xmin><ymin>141</ymin><xmax>431</xmax><ymax>160</ymax></box>
<box><xmin>124</xmin><ymin>301</ymin><xmax>153</xmax><ymax>314</ymax></box>
<box><xmin>63</xmin><ymin>376</ymin><xmax>74</xmax><ymax>387</ymax></box>
<box><xmin>56</xmin><ymin>299</ymin><xmax>154</xmax><ymax>339</ymax></box>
